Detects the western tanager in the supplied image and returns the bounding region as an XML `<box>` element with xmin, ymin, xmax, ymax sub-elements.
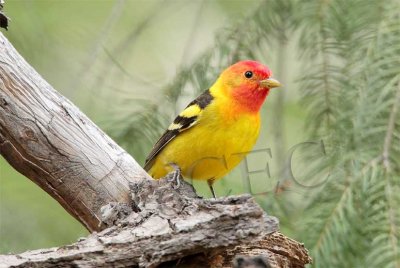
<box><xmin>144</xmin><ymin>60</ymin><xmax>281</xmax><ymax>197</ymax></box>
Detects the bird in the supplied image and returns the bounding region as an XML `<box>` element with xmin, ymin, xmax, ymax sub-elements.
<box><xmin>144</xmin><ymin>60</ymin><xmax>281</xmax><ymax>198</ymax></box>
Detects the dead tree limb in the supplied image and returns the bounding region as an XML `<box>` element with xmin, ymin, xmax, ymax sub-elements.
<box><xmin>0</xmin><ymin>177</ymin><xmax>310</xmax><ymax>268</ymax></box>
<box><xmin>0</xmin><ymin>31</ymin><xmax>311</xmax><ymax>267</ymax></box>
<box><xmin>0</xmin><ymin>179</ymin><xmax>277</xmax><ymax>267</ymax></box>
<box><xmin>0</xmin><ymin>31</ymin><xmax>149</xmax><ymax>231</ymax></box>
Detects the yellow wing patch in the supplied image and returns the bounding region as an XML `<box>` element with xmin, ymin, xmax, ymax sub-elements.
<box><xmin>179</xmin><ymin>104</ymin><xmax>201</xmax><ymax>118</ymax></box>
<box><xmin>144</xmin><ymin>89</ymin><xmax>214</xmax><ymax>172</ymax></box>
<box><xmin>167</xmin><ymin>104</ymin><xmax>201</xmax><ymax>131</ymax></box>
<box><xmin>168</xmin><ymin>123</ymin><xmax>182</xmax><ymax>131</ymax></box>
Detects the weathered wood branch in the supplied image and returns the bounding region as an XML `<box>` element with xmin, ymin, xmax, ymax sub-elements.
<box><xmin>0</xmin><ymin>179</ymin><xmax>274</xmax><ymax>267</ymax></box>
<box><xmin>0</xmin><ymin>32</ymin><xmax>150</xmax><ymax>231</ymax></box>
<box><xmin>0</xmin><ymin>177</ymin><xmax>310</xmax><ymax>268</ymax></box>
<box><xmin>0</xmin><ymin>30</ymin><xmax>311</xmax><ymax>267</ymax></box>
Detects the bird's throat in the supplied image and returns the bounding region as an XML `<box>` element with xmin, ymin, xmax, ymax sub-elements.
<box><xmin>232</xmin><ymin>86</ymin><xmax>269</xmax><ymax>114</ymax></box>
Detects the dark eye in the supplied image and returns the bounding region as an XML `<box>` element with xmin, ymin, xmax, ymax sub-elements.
<box><xmin>244</xmin><ymin>71</ymin><xmax>253</xmax><ymax>79</ymax></box>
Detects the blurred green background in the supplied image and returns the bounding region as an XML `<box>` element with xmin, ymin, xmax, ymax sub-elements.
<box><xmin>1</xmin><ymin>1</ymin><xmax>399</xmax><ymax>267</ymax></box>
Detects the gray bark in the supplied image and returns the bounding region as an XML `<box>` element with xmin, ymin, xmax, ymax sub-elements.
<box><xmin>0</xmin><ymin>32</ymin><xmax>149</xmax><ymax>231</ymax></box>
<box><xmin>0</xmin><ymin>177</ymin><xmax>310</xmax><ymax>268</ymax></box>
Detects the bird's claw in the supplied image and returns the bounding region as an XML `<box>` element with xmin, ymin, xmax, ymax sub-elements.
<box><xmin>167</xmin><ymin>163</ymin><xmax>181</xmax><ymax>190</ymax></box>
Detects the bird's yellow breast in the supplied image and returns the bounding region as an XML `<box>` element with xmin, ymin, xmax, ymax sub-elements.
<box><xmin>148</xmin><ymin>98</ymin><xmax>261</xmax><ymax>181</ymax></box>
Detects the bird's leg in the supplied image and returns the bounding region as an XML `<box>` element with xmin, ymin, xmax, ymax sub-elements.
<box><xmin>207</xmin><ymin>178</ymin><xmax>216</xmax><ymax>198</ymax></box>
<box><xmin>168</xmin><ymin>163</ymin><xmax>181</xmax><ymax>189</ymax></box>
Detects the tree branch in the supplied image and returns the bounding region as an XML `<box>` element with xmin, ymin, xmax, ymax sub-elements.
<box><xmin>0</xmin><ymin>177</ymin><xmax>311</xmax><ymax>268</ymax></box>
<box><xmin>0</xmin><ymin>31</ymin><xmax>150</xmax><ymax>231</ymax></box>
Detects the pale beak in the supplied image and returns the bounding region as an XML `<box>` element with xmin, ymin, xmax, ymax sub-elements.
<box><xmin>260</xmin><ymin>78</ymin><xmax>282</xmax><ymax>89</ymax></box>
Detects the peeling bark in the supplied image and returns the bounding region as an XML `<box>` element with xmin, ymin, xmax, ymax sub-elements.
<box><xmin>0</xmin><ymin>177</ymin><xmax>311</xmax><ymax>268</ymax></box>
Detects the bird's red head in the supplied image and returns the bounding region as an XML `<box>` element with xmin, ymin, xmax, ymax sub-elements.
<box><xmin>216</xmin><ymin>60</ymin><xmax>281</xmax><ymax>113</ymax></box>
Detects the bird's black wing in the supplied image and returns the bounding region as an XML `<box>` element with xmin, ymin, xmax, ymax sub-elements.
<box><xmin>144</xmin><ymin>89</ymin><xmax>214</xmax><ymax>172</ymax></box>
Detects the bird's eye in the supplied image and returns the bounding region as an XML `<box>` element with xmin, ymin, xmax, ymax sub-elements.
<box><xmin>244</xmin><ymin>71</ymin><xmax>253</xmax><ymax>79</ymax></box>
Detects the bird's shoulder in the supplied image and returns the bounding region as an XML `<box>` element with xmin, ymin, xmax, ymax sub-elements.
<box><xmin>144</xmin><ymin>89</ymin><xmax>214</xmax><ymax>171</ymax></box>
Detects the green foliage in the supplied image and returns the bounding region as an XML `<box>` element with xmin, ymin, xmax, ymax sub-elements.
<box><xmin>110</xmin><ymin>0</ymin><xmax>400</xmax><ymax>266</ymax></box>
<box><xmin>297</xmin><ymin>0</ymin><xmax>400</xmax><ymax>266</ymax></box>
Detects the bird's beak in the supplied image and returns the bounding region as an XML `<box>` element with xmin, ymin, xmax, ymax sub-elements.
<box><xmin>260</xmin><ymin>78</ymin><xmax>282</xmax><ymax>89</ymax></box>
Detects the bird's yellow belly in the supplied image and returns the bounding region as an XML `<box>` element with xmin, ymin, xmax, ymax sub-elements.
<box><xmin>149</xmin><ymin>114</ymin><xmax>260</xmax><ymax>181</ymax></box>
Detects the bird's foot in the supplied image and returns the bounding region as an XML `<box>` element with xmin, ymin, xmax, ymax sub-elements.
<box><xmin>167</xmin><ymin>163</ymin><xmax>182</xmax><ymax>190</ymax></box>
<box><xmin>207</xmin><ymin>178</ymin><xmax>217</xmax><ymax>198</ymax></box>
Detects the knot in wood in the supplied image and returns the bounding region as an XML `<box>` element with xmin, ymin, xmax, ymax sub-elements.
<box><xmin>21</xmin><ymin>126</ymin><xmax>37</xmax><ymax>141</ymax></box>
<box><xmin>0</xmin><ymin>97</ymin><xmax>8</xmax><ymax>107</ymax></box>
